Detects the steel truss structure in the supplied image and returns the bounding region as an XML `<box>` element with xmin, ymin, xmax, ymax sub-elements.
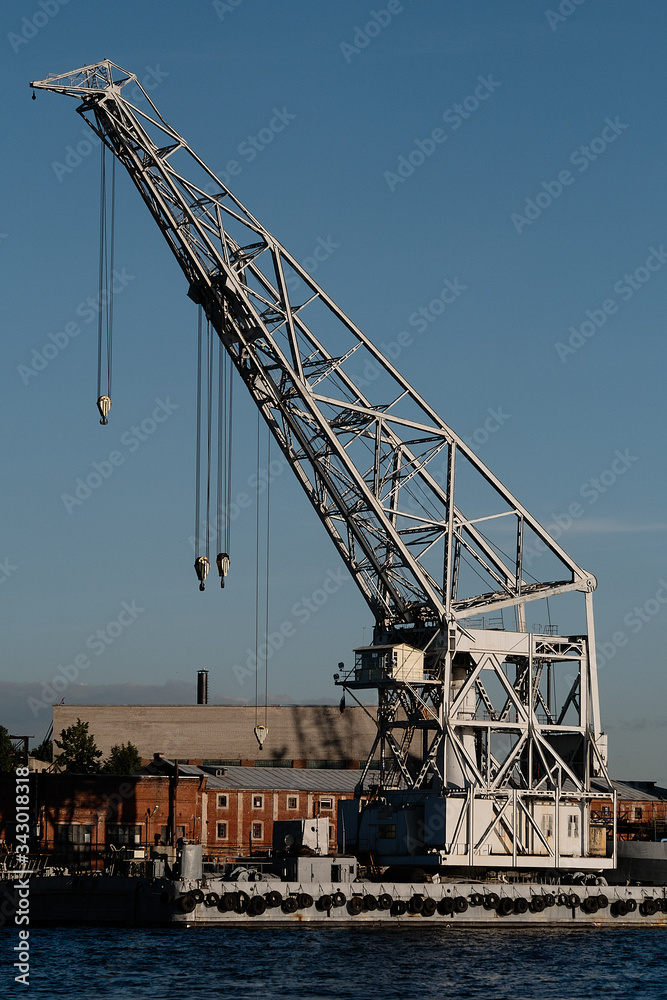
<box><xmin>32</xmin><ymin>61</ymin><xmax>614</xmax><ymax>868</ymax></box>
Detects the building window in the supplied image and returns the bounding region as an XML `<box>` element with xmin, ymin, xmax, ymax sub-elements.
<box><xmin>217</xmin><ymin>822</ymin><xmax>228</xmax><ymax>840</ymax></box>
<box><xmin>251</xmin><ymin>822</ymin><xmax>263</xmax><ymax>840</ymax></box>
<box><xmin>602</xmin><ymin>806</ymin><xmax>610</xmax><ymax>816</ymax></box>
<box><xmin>319</xmin><ymin>798</ymin><xmax>333</xmax><ymax>811</ymax></box>
<box><xmin>378</xmin><ymin>824</ymin><xmax>396</xmax><ymax>839</ymax></box>
<box><xmin>176</xmin><ymin>825</ymin><xmax>186</xmax><ymax>841</ymax></box>
<box><xmin>106</xmin><ymin>824</ymin><xmax>142</xmax><ymax>847</ymax></box>
<box><xmin>252</xmin><ymin>795</ymin><xmax>263</xmax><ymax>809</ymax></box>
<box><xmin>216</xmin><ymin>794</ymin><xmax>228</xmax><ymax>809</ymax></box>
<box><xmin>540</xmin><ymin>814</ymin><xmax>553</xmax><ymax>839</ymax></box>
<box><xmin>54</xmin><ymin>824</ymin><xmax>94</xmax><ymax>869</ymax></box>
<box><xmin>567</xmin><ymin>814</ymin><xmax>580</xmax><ymax>839</ymax></box>
<box><xmin>287</xmin><ymin>795</ymin><xmax>299</xmax><ymax>810</ymax></box>
<box><xmin>635</xmin><ymin>808</ymin><xmax>643</xmax><ymax>821</ymax></box>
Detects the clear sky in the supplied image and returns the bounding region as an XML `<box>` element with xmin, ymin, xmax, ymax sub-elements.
<box><xmin>1</xmin><ymin>1</ymin><xmax>666</xmax><ymax>781</ymax></box>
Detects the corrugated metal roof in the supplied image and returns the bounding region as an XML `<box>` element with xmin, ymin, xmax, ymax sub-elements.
<box><xmin>165</xmin><ymin>760</ymin><xmax>362</xmax><ymax>792</ymax></box>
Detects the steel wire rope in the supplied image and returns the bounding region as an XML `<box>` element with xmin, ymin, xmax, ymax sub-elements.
<box><xmin>254</xmin><ymin>410</ymin><xmax>261</xmax><ymax>728</ymax></box>
<box><xmin>194</xmin><ymin>309</ymin><xmax>203</xmax><ymax>558</ymax></box>
<box><xmin>205</xmin><ymin>317</ymin><xmax>213</xmax><ymax>561</ymax></box>
<box><xmin>264</xmin><ymin>433</ymin><xmax>271</xmax><ymax>730</ymax></box>
<box><xmin>96</xmin><ymin>144</ymin><xmax>115</xmax><ymax>405</ymax></box>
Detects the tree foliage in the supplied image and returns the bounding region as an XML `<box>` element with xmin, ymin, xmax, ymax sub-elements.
<box><xmin>54</xmin><ymin>719</ymin><xmax>103</xmax><ymax>773</ymax></box>
<box><xmin>0</xmin><ymin>725</ymin><xmax>18</xmax><ymax>772</ymax></box>
<box><xmin>102</xmin><ymin>742</ymin><xmax>142</xmax><ymax>775</ymax></box>
<box><xmin>32</xmin><ymin>738</ymin><xmax>53</xmax><ymax>763</ymax></box>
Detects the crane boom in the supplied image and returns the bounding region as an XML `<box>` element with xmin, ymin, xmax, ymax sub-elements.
<box><xmin>31</xmin><ymin>61</ymin><xmax>615</xmax><ymax>871</ymax></box>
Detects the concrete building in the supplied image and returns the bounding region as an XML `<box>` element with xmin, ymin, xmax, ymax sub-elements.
<box><xmin>51</xmin><ymin>704</ymin><xmax>377</xmax><ymax>768</ymax></box>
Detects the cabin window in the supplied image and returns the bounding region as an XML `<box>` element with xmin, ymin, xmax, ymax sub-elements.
<box><xmin>251</xmin><ymin>822</ymin><xmax>263</xmax><ymax>840</ymax></box>
<box><xmin>216</xmin><ymin>794</ymin><xmax>228</xmax><ymax>809</ymax></box>
<box><xmin>319</xmin><ymin>798</ymin><xmax>333</xmax><ymax>811</ymax></box>
<box><xmin>567</xmin><ymin>814</ymin><xmax>580</xmax><ymax>839</ymax></box>
<box><xmin>252</xmin><ymin>795</ymin><xmax>263</xmax><ymax>809</ymax></box>
<box><xmin>287</xmin><ymin>795</ymin><xmax>298</xmax><ymax>810</ymax></box>
<box><xmin>217</xmin><ymin>822</ymin><xmax>228</xmax><ymax>840</ymax></box>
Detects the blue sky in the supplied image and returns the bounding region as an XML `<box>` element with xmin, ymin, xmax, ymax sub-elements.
<box><xmin>1</xmin><ymin>0</ymin><xmax>666</xmax><ymax>781</ymax></box>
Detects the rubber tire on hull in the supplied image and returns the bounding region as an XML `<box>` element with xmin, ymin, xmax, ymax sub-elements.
<box><xmin>391</xmin><ymin>899</ymin><xmax>407</xmax><ymax>916</ymax></box>
<box><xmin>218</xmin><ymin>893</ymin><xmax>236</xmax><ymax>912</ymax></box>
<box><xmin>530</xmin><ymin>897</ymin><xmax>545</xmax><ymax>913</ymax></box>
<box><xmin>316</xmin><ymin>894</ymin><xmax>333</xmax><ymax>912</ymax></box>
<box><xmin>204</xmin><ymin>892</ymin><xmax>219</xmax><ymax>907</ymax></box>
<box><xmin>378</xmin><ymin>893</ymin><xmax>393</xmax><ymax>911</ymax></box>
<box><xmin>248</xmin><ymin>895</ymin><xmax>267</xmax><ymax>916</ymax></box>
<box><xmin>281</xmin><ymin>896</ymin><xmax>298</xmax><ymax>914</ymax></box>
<box><xmin>265</xmin><ymin>890</ymin><xmax>282</xmax><ymax>908</ymax></box>
<box><xmin>235</xmin><ymin>891</ymin><xmax>250</xmax><ymax>914</ymax></box>
<box><xmin>454</xmin><ymin>897</ymin><xmax>468</xmax><ymax>913</ymax></box>
<box><xmin>364</xmin><ymin>895</ymin><xmax>378</xmax><ymax>912</ymax></box>
<box><xmin>297</xmin><ymin>893</ymin><xmax>313</xmax><ymax>909</ymax></box>
<box><xmin>483</xmin><ymin>893</ymin><xmax>500</xmax><ymax>910</ymax></box>
<box><xmin>348</xmin><ymin>895</ymin><xmax>364</xmax><ymax>915</ymax></box>
<box><xmin>497</xmin><ymin>897</ymin><xmax>514</xmax><ymax>916</ymax></box>
<box><xmin>332</xmin><ymin>891</ymin><xmax>346</xmax><ymax>907</ymax></box>
<box><xmin>421</xmin><ymin>897</ymin><xmax>437</xmax><ymax>917</ymax></box>
<box><xmin>567</xmin><ymin>893</ymin><xmax>580</xmax><ymax>909</ymax></box>
<box><xmin>437</xmin><ymin>897</ymin><xmax>454</xmax><ymax>916</ymax></box>
<box><xmin>407</xmin><ymin>895</ymin><xmax>424</xmax><ymax>914</ymax></box>
<box><xmin>178</xmin><ymin>894</ymin><xmax>196</xmax><ymax>913</ymax></box>
<box><xmin>513</xmin><ymin>897</ymin><xmax>528</xmax><ymax>914</ymax></box>
<box><xmin>191</xmin><ymin>888</ymin><xmax>205</xmax><ymax>904</ymax></box>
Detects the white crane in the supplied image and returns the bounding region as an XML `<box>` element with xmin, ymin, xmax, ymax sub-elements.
<box><xmin>31</xmin><ymin>60</ymin><xmax>615</xmax><ymax>871</ymax></box>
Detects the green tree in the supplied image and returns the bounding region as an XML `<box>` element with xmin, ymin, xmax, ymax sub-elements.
<box><xmin>54</xmin><ymin>719</ymin><xmax>103</xmax><ymax>773</ymax></box>
<box><xmin>32</xmin><ymin>738</ymin><xmax>53</xmax><ymax>763</ymax></box>
<box><xmin>102</xmin><ymin>742</ymin><xmax>142</xmax><ymax>775</ymax></box>
<box><xmin>0</xmin><ymin>725</ymin><xmax>18</xmax><ymax>772</ymax></box>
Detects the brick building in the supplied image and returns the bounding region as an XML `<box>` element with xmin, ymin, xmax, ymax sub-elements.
<box><xmin>0</xmin><ymin>760</ymin><xmax>360</xmax><ymax>869</ymax></box>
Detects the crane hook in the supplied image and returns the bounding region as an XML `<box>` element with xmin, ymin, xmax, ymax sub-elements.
<box><xmin>32</xmin><ymin>89</ymin><xmax>36</xmax><ymax>101</ymax></box>
<box><xmin>216</xmin><ymin>552</ymin><xmax>230</xmax><ymax>588</ymax></box>
<box><xmin>97</xmin><ymin>395</ymin><xmax>111</xmax><ymax>425</ymax></box>
<box><xmin>194</xmin><ymin>555</ymin><xmax>210</xmax><ymax>592</ymax></box>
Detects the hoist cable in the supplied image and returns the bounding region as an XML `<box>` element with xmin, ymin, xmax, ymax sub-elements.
<box><xmin>264</xmin><ymin>432</ymin><xmax>271</xmax><ymax>729</ymax></box>
<box><xmin>216</xmin><ymin>338</ymin><xmax>223</xmax><ymax>556</ymax></box>
<box><xmin>254</xmin><ymin>410</ymin><xmax>261</xmax><ymax>728</ymax></box>
<box><xmin>205</xmin><ymin>318</ymin><xmax>213</xmax><ymax>559</ymax></box>
<box><xmin>225</xmin><ymin>359</ymin><xmax>234</xmax><ymax>553</ymax></box>
<box><xmin>106</xmin><ymin>155</ymin><xmax>116</xmax><ymax>396</ymax></box>
<box><xmin>97</xmin><ymin>144</ymin><xmax>116</xmax><ymax>402</ymax></box>
<box><xmin>96</xmin><ymin>144</ymin><xmax>106</xmax><ymax>400</ymax></box>
<box><xmin>195</xmin><ymin>309</ymin><xmax>203</xmax><ymax>556</ymax></box>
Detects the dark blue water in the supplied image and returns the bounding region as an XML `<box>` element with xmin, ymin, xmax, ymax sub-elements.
<box><xmin>4</xmin><ymin>926</ymin><xmax>667</xmax><ymax>998</ymax></box>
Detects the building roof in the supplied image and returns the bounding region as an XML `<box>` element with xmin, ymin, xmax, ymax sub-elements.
<box><xmin>151</xmin><ymin>760</ymin><xmax>362</xmax><ymax>793</ymax></box>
